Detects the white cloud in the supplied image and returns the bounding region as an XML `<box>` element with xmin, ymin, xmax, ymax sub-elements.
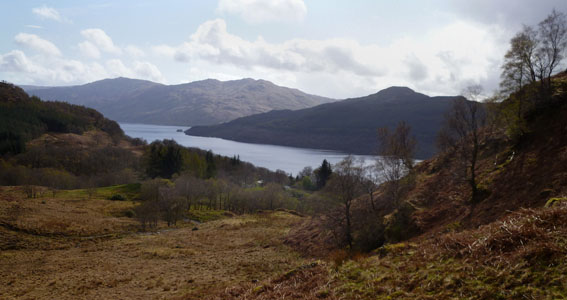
<box><xmin>157</xmin><ymin>18</ymin><xmax>507</xmax><ymax>98</ymax></box>
<box><xmin>14</xmin><ymin>33</ymin><xmax>61</xmax><ymax>57</ymax></box>
<box><xmin>78</xmin><ymin>41</ymin><xmax>101</xmax><ymax>59</ymax></box>
<box><xmin>217</xmin><ymin>0</ymin><xmax>307</xmax><ymax>23</ymax></box>
<box><xmin>0</xmin><ymin>50</ymin><xmax>36</xmax><ymax>73</ymax></box>
<box><xmin>0</xmin><ymin>49</ymin><xmax>165</xmax><ymax>86</ymax></box>
<box><xmin>125</xmin><ymin>45</ymin><xmax>145</xmax><ymax>58</ymax></box>
<box><xmin>32</xmin><ymin>6</ymin><xmax>63</xmax><ymax>22</ymax></box>
<box><xmin>151</xmin><ymin>44</ymin><xmax>176</xmax><ymax>57</ymax></box>
<box><xmin>133</xmin><ymin>61</ymin><xmax>165</xmax><ymax>82</ymax></box>
<box><xmin>104</xmin><ymin>59</ymin><xmax>166</xmax><ymax>82</ymax></box>
<box><xmin>80</xmin><ymin>28</ymin><xmax>121</xmax><ymax>55</ymax></box>
<box><xmin>0</xmin><ymin>50</ymin><xmax>108</xmax><ymax>85</ymax></box>
<box><xmin>105</xmin><ymin>59</ymin><xmax>131</xmax><ymax>77</ymax></box>
<box><xmin>168</xmin><ymin>19</ymin><xmax>384</xmax><ymax>78</ymax></box>
<box><xmin>26</xmin><ymin>25</ymin><xmax>43</xmax><ymax>29</ymax></box>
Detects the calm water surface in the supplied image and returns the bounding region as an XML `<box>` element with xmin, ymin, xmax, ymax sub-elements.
<box><xmin>120</xmin><ymin>123</ymin><xmax>376</xmax><ymax>176</ymax></box>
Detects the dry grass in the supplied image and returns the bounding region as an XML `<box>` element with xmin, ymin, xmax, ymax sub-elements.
<box><xmin>0</xmin><ymin>186</ymin><xmax>137</xmax><ymax>244</ymax></box>
<box><xmin>0</xmin><ymin>187</ymin><xmax>308</xmax><ymax>299</ymax></box>
<box><xmin>222</xmin><ymin>204</ymin><xmax>567</xmax><ymax>300</ymax></box>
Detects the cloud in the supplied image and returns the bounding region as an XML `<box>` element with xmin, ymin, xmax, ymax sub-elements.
<box><xmin>168</xmin><ymin>19</ymin><xmax>384</xmax><ymax>77</ymax></box>
<box><xmin>26</xmin><ymin>25</ymin><xmax>43</xmax><ymax>29</ymax></box>
<box><xmin>133</xmin><ymin>61</ymin><xmax>165</xmax><ymax>82</ymax></box>
<box><xmin>0</xmin><ymin>50</ymin><xmax>36</xmax><ymax>73</ymax></box>
<box><xmin>125</xmin><ymin>45</ymin><xmax>145</xmax><ymax>58</ymax></box>
<box><xmin>217</xmin><ymin>0</ymin><xmax>307</xmax><ymax>23</ymax></box>
<box><xmin>449</xmin><ymin>0</ymin><xmax>567</xmax><ymax>30</ymax></box>
<box><xmin>405</xmin><ymin>54</ymin><xmax>428</xmax><ymax>82</ymax></box>
<box><xmin>105</xmin><ymin>59</ymin><xmax>131</xmax><ymax>77</ymax></box>
<box><xmin>104</xmin><ymin>59</ymin><xmax>165</xmax><ymax>82</ymax></box>
<box><xmin>14</xmin><ymin>33</ymin><xmax>61</xmax><ymax>56</ymax></box>
<box><xmin>0</xmin><ymin>48</ymin><xmax>165</xmax><ymax>86</ymax></box>
<box><xmin>156</xmin><ymin>18</ymin><xmax>508</xmax><ymax>98</ymax></box>
<box><xmin>0</xmin><ymin>50</ymin><xmax>107</xmax><ymax>84</ymax></box>
<box><xmin>78</xmin><ymin>41</ymin><xmax>101</xmax><ymax>59</ymax></box>
<box><xmin>80</xmin><ymin>28</ymin><xmax>122</xmax><ymax>55</ymax></box>
<box><xmin>32</xmin><ymin>6</ymin><xmax>64</xmax><ymax>22</ymax></box>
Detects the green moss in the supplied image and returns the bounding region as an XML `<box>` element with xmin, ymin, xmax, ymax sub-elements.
<box><xmin>444</xmin><ymin>221</ymin><xmax>462</xmax><ymax>232</ymax></box>
<box><xmin>59</xmin><ymin>183</ymin><xmax>141</xmax><ymax>200</ymax></box>
<box><xmin>186</xmin><ymin>210</ymin><xmax>227</xmax><ymax>222</ymax></box>
<box><xmin>252</xmin><ymin>285</ymin><xmax>265</xmax><ymax>294</ymax></box>
<box><xmin>315</xmin><ymin>289</ymin><xmax>330</xmax><ymax>298</ymax></box>
<box><xmin>545</xmin><ymin>197</ymin><xmax>567</xmax><ymax>207</ymax></box>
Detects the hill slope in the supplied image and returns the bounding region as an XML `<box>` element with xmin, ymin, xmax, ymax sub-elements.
<box><xmin>187</xmin><ymin>87</ymin><xmax>458</xmax><ymax>159</ymax></box>
<box><xmin>214</xmin><ymin>76</ymin><xmax>567</xmax><ymax>300</ymax></box>
<box><xmin>0</xmin><ymin>81</ymin><xmax>124</xmax><ymax>155</ymax></box>
<box><xmin>22</xmin><ymin>77</ymin><xmax>333</xmax><ymax>126</ymax></box>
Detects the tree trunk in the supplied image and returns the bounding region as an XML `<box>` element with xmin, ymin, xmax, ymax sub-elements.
<box><xmin>345</xmin><ymin>200</ymin><xmax>353</xmax><ymax>249</ymax></box>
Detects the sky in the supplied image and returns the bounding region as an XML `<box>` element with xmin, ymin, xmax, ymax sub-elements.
<box><xmin>1</xmin><ymin>0</ymin><xmax>566</xmax><ymax>99</ymax></box>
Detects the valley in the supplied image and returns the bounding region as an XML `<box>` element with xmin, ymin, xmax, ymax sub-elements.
<box><xmin>2</xmin><ymin>3</ymin><xmax>567</xmax><ymax>299</ymax></box>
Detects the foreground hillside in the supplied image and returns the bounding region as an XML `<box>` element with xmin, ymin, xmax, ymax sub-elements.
<box><xmin>187</xmin><ymin>86</ymin><xmax>458</xmax><ymax>159</ymax></box>
<box><xmin>204</xmin><ymin>75</ymin><xmax>567</xmax><ymax>299</ymax></box>
<box><xmin>212</xmin><ymin>204</ymin><xmax>567</xmax><ymax>300</ymax></box>
<box><xmin>0</xmin><ymin>186</ymin><xmax>308</xmax><ymax>299</ymax></box>
<box><xmin>22</xmin><ymin>77</ymin><xmax>333</xmax><ymax>126</ymax></box>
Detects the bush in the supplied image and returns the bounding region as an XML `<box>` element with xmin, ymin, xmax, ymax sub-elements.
<box><xmin>109</xmin><ymin>194</ymin><xmax>126</xmax><ymax>201</ymax></box>
<box><xmin>123</xmin><ymin>209</ymin><xmax>135</xmax><ymax>218</ymax></box>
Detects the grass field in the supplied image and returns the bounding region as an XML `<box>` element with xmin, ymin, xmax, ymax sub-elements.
<box><xmin>0</xmin><ymin>186</ymin><xmax>308</xmax><ymax>299</ymax></box>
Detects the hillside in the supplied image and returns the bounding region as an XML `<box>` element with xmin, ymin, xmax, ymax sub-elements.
<box><xmin>204</xmin><ymin>74</ymin><xmax>567</xmax><ymax>300</ymax></box>
<box><xmin>22</xmin><ymin>77</ymin><xmax>334</xmax><ymax>126</ymax></box>
<box><xmin>187</xmin><ymin>86</ymin><xmax>458</xmax><ymax>159</ymax></box>
<box><xmin>285</xmin><ymin>73</ymin><xmax>567</xmax><ymax>254</ymax></box>
<box><xmin>0</xmin><ymin>81</ymin><xmax>125</xmax><ymax>156</ymax></box>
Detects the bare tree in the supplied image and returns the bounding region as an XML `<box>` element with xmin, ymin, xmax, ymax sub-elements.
<box><xmin>501</xmin><ymin>10</ymin><xmax>567</xmax><ymax>100</ymax></box>
<box><xmin>376</xmin><ymin>121</ymin><xmax>417</xmax><ymax>205</ymax></box>
<box><xmin>536</xmin><ymin>9</ymin><xmax>567</xmax><ymax>91</ymax></box>
<box><xmin>263</xmin><ymin>182</ymin><xmax>283</xmax><ymax>210</ymax></box>
<box><xmin>438</xmin><ymin>86</ymin><xmax>487</xmax><ymax>202</ymax></box>
<box><xmin>158</xmin><ymin>186</ymin><xmax>185</xmax><ymax>227</ymax></box>
<box><xmin>325</xmin><ymin>155</ymin><xmax>364</xmax><ymax>249</ymax></box>
<box><xmin>361</xmin><ymin>164</ymin><xmax>380</xmax><ymax>211</ymax></box>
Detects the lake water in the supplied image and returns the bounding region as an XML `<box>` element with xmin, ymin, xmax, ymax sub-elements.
<box><xmin>119</xmin><ymin>123</ymin><xmax>376</xmax><ymax>176</ymax></box>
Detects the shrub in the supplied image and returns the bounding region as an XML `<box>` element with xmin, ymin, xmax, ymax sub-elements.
<box><xmin>109</xmin><ymin>194</ymin><xmax>126</xmax><ymax>201</ymax></box>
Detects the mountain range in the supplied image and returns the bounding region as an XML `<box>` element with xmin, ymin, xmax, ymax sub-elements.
<box><xmin>22</xmin><ymin>77</ymin><xmax>334</xmax><ymax>126</ymax></box>
<box><xmin>186</xmin><ymin>87</ymin><xmax>460</xmax><ymax>159</ymax></box>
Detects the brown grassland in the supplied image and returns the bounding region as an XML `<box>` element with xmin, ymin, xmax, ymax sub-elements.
<box><xmin>0</xmin><ymin>186</ymin><xmax>309</xmax><ymax>299</ymax></box>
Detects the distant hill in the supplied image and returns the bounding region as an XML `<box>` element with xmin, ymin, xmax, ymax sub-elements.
<box><xmin>186</xmin><ymin>87</ymin><xmax>459</xmax><ymax>159</ymax></box>
<box><xmin>22</xmin><ymin>77</ymin><xmax>334</xmax><ymax>126</ymax></box>
<box><xmin>0</xmin><ymin>81</ymin><xmax>124</xmax><ymax>155</ymax></box>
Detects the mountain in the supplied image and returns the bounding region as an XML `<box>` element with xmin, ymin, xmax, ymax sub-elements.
<box><xmin>186</xmin><ymin>86</ymin><xmax>459</xmax><ymax>159</ymax></box>
<box><xmin>21</xmin><ymin>77</ymin><xmax>334</xmax><ymax>126</ymax></box>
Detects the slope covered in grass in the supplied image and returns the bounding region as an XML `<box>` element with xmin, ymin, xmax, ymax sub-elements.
<box><xmin>0</xmin><ymin>186</ymin><xmax>308</xmax><ymax>299</ymax></box>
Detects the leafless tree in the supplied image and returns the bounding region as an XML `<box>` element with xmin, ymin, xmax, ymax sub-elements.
<box><xmin>501</xmin><ymin>9</ymin><xmax>567</xmax><ymax>100</ymax></box>
<box><xmin>361</xmin><ymin>164</ymin><xmax>380</xmax><ymax>211</ymax></box>
<box><xmin>536</xmin><ymin>9</ymin><xmax>567</xmax><ymax>91</ymax></box>
<box><xmin>438</xmin><ymin>85</ymin><xmax>487</xmax><ymax>202</ymax></box>
<box><xmin>325</xmin><ymin>155</ymin><xmax>364</xmax><ymax>249</ymax></box>
<box><xmin>376</xmin><ymin>121</ymin><xmax>417</xmax><ymax>205</ymax></box>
